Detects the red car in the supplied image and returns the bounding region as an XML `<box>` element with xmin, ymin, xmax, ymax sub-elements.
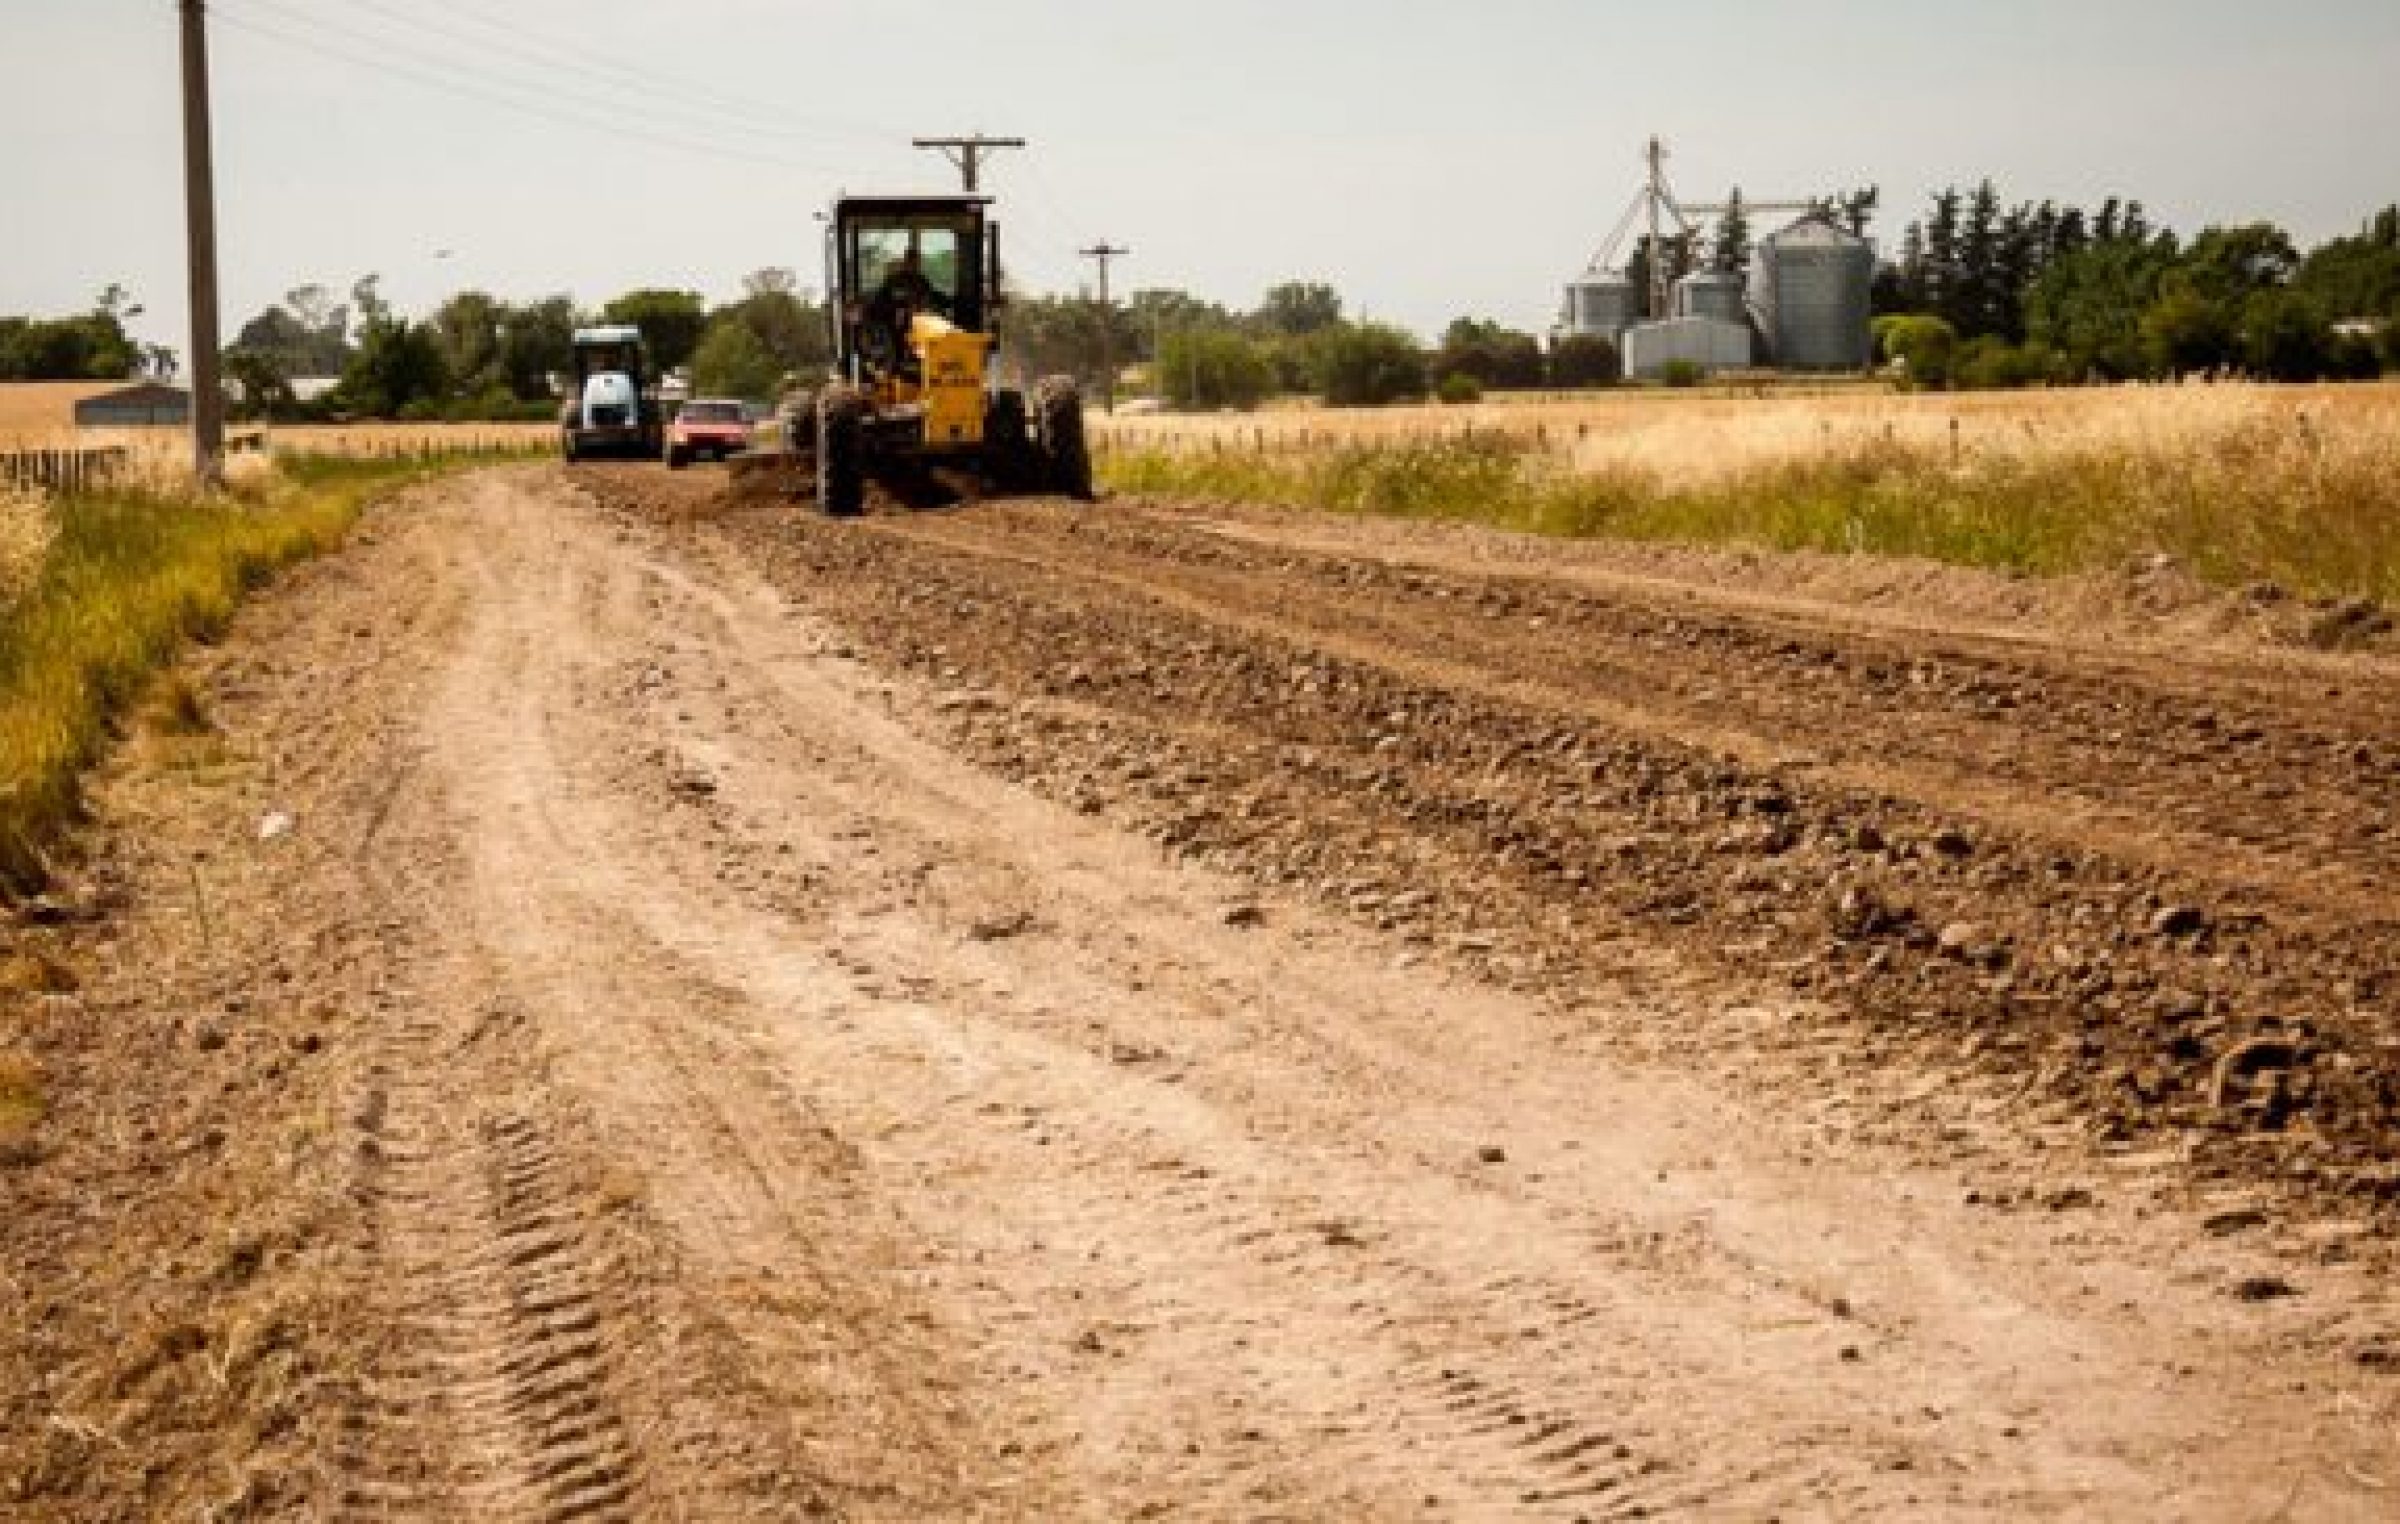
<box><xmin>665</xmin><ymin>399</ymin><xmax>754</xmax><ymax>468</ymax></box>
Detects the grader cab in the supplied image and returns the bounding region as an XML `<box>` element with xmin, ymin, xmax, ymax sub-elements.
<box><xmin>764</xmin><ymin>194</ymin><xmax>1092</xmax><ymax>516</ymax></box>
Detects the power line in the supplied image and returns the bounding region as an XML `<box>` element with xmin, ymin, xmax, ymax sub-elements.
<box><xmin>357</xmin><ymin>0</ymin><xmax>902</xmax><ymax>146</ymax></box>
<box><xmin>216</xmin><ymin>0</ymin><xmax>863</xmax><ymax>165</ymax></box>
<box><xmin>208</xmin><ymin>4</ymin><xmax>852</xmax><ymax>180</ymax></box>
<box><xmin>414</xmin><ymin>0</ymin><xmax>898</xmax><ymax>143</ymax></box>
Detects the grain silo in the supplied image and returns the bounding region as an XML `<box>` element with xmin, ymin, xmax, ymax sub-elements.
<box><xmin>1623</xmin><ymin>317</ymin><xmax>1754</xmax><ymax>380</ymax></box>
<box><xmin>1749</xmin><ymin>214</ymin><xmax>1875</xmax><ymax>370</ymax></box>
<box><xmin>1672</xmin><ymin>270</ymin><xmax>1747</xmax><ymax>324</ymax></box>
<box><xmin>1560</xmin><ymin>269</ymin><xmax>1642</xmax><ymax>340</ymax></box>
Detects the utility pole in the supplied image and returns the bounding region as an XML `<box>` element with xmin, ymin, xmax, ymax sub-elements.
<box><xmin>1078</xmin><ymin>242</ymin><xmax>1128</xmax><ymax>414</ymax></box>
<box><xmin>179</xmin><ymin>0</ymin><xmax>225</xmax><ymax>487</ymax></box>
<box><xmin>912</xmin><ymin>134</ymin><xmax>1026</xmax><ymax>194</ymax></box>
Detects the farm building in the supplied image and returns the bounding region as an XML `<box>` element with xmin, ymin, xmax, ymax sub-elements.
<box><xmin>74</xmin><ymin>381</ymin><xmax>191</xmax><ymax>427</ymax></box>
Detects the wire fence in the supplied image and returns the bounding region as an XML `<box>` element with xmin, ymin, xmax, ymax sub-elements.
<box><xmin>0</xmin><ymin>446</ymin><xmax>131</xmax><ymax>496</ymax></box>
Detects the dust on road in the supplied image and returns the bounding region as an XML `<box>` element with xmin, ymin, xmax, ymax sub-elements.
<box><xmin>5</xmin><ymin>464</ymin><xmax>2396</xmax><ymax>1521</ymax></box>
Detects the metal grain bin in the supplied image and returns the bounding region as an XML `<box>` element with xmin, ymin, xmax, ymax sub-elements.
<box><xmin>1622</xmin><ymin>317</ymin><xmax>1754</xmax><ymax>380</ymax></box>
<box><xmin>1673</xmin><ymin>270</ymin><xmax>1748</xmax><ymax>324</ymax></box>
<box><xmin>1561</xmin><ymin>270</ymin><xmax>1642</xmax><ymax>339</ymax></box>
<box><xmin>1749</xmin><ymin>216</ymin><xmax>1875</xmax><ymax>370</ymax></box>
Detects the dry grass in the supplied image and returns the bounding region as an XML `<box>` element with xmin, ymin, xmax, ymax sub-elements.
<box><xmin>266</xmin><ymin>422</ymin><xmax>555</xmax><ymax>458</ymax></box>
<box><xmin>0</xmin><ymin>454</ymin><xmax>471</xmax><ymax>894</ymax></box>
<box><xmin>1100</xmin><ymin>381</ymin><xmax>2400</xmax><ymax>607</ymax></box>
<box><xmin>2</xmin><ymin>423</ymin><xmax>554</xmax><ymax>468</ymax></box>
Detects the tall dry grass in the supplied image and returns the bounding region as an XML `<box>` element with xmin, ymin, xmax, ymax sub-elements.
<box><xmin>0</xmin><ymin>453</ymin><xmax>471</xmax><ymax>894</ymax></box>
<box><xmin>1101</xmin><ymin>382</ymin><xmax>2400</xmax><ymax>606</ymax></box>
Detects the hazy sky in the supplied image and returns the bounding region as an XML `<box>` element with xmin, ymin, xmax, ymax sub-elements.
<box><xmin>5</xmin><ymin>0</ymin><xmax>2397</xmax><ymax>361</ymax></box>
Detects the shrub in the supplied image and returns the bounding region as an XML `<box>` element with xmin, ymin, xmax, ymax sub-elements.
<box><xmin>1435</xmin><ymin>373</ymin><xmax>1484</xmax><ymax>405</ymax></box>
<box><xmin>1158</xmin><ymin>328</ymin><xmax>1277</xmax><ymax>410</ymax></box>
<box><xmin>1879</xmin><ymin>315</ymin><xmax>1958</xmax><ymax>388</ymax></box>
<box><xmin>1315</xmin><ymin>323</ymin><xmax>1429</xmax><ymax>407</ymax></box>
<box><xmin>1547</xmin><ymin>334</ymin><xmax>1621</xmax><ymax>388</ymax></box>
<box><xmin>1657</xmin><ymin>360</ymin><xmax>1705</xmax><ymax>389</ymax></box>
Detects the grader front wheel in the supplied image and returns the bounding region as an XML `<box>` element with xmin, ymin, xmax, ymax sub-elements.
<box><xmin>818</xmin><ymin>385</ymin><xmax>867</xmax><ymax>518</ymax></box>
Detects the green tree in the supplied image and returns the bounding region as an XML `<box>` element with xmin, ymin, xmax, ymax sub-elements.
<box><xmin>1547</xmin><ymin>334</ymin><xmax>1620</xmax><ymax>388</ymax></box>
<box><xmin>602</xmin><ymin>288</ymin><xmax>709</xmax><ymax>373</ymax></box>
<box><xmin>715</xmin><ymin>270</ymin><xmax>830</xmax><ymax>378</ymax></box>
<box><xmin>1157</xmin><ymin>327</ymin><xmax>1276</xmax><ymax>410</ymax></box>
<box><xmin>1436</xmin><ymin>318</ymin><xmax>1545</xmax><ymax>390</ymax></box>
<box><xmin>430</xmin><ymin>290</ymin><xmax>507</xmax><ymax>393</ymax></box>
<box><xmin>1878</xmin><ymin>314</ymin><xmax>1958</xmax><ymax>387</ymax></box>
<box><xmin>2238</xmin><ymin>289</ymin><xmax>2332</xmax><ymax>381</ymax></box>
<box><xmin>224</xmin><ymin>348</ymin><xmax>296</xmax><ymax>421</ymax></box>
<box><xmin>2140</xmin><ymin>281</ymin><xmax>2237</xmax><ymax>375</ymax></box>
<box><xmin>2293</xmin><ymin>207</ymin><xmax>2400</xmax><ymax>319</ymax></box>
<box><xmin>1253</xmin><ymin>281</ymin><xmax>1344</xmax><ymax>337</ymax></box>
<box><xmin>0</xmin><ymin>306</ymin><xmax>140</xmax><ymax>381</ymax></box>
<box><xmin>338</xmin><ymin>313</ymin><xmax>450</xmax><ymax>417</ymax></box>
<box><xmin>233</xmin><ymin>284</ymin><xmax>351</xmax><ymax>376</ymax></box>
<box><xmin>1316</xmin><ymin>323</ymin><xmax>1427</xmax><ymax>406</ymax></box>
<box><xmin>1128</xmin><ymin>288</ymin><xmax>1237</xmax><ymax>356</ymax></box>
<box><xmin>689</xmin><ymin>317</ymin><xmax>783</xmax><ymax>399</ymax></box>
<box><xmin>2181</xmin><ymin>224</ymin><xmax>2299</xmax><ymax>306</ymax></box>
<box><xmin>1001</xmin><ymin>293</ymin><xmax>1139</xmax><ymax>388</ymax></box>
<box><xmin>2026</xmin><ymin>233</ymin><xmax>2181</xmax><ymax>379</ymax></box>
<box><xmin>1713</xmin><ymin>190</ymin><xmax>1753</xmax><ymax>273</ymax></box>
<box><xmin>1953</xmin><ymin>337</ymin><xmax>2061</xmax><ymax>390</ymax></box>
<box><xmin>497</xmin><ymin>296</ymin><xmax>580</xmax><ymax>401</ymax></box>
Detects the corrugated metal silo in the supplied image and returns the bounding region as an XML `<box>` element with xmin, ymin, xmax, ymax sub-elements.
<box><xmin>1561</xmin><ymin>269</ymin><xmax>1641</xmax><ymax>339</ymax></box>
<box><xmin>1749</xmin><ymin>216</ymin><xmax>1875</xmax><ymax>370</ymax></box>
<box><xmin>1673</xmin><ymin>271</ymin><xmax>1747</xmax><ymax>324</ymax></box>
<box><xmin>1622</xmin><ymin>318</ymin><xmax>1754</xmax><ymax>380</ymax></box>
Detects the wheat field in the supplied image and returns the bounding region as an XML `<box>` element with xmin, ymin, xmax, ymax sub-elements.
<box><xmin>1099</xmin><ymin>381</ymin><xmax>2400</xmax><ymax>605</ymax></box>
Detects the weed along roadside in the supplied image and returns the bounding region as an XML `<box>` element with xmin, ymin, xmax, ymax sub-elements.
<box><xmin>0</xmin><ymin>453</ymin><xmax>496</xmax><ymax>896</ymax></box>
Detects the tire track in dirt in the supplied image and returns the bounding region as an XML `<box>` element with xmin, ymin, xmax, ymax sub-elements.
<box><xmin>606</xmin><ymin>477</ymin><xmax>2396</xmax><ymax>1220</ymax></box>
<box><xmin>18</xmin><ymin>464</ymin><xmax>2399</xmax><ymax>1520</ymax></box>
<box><xmin>551</xmin><ymin>466</ymin><xmax>2398</xmax><ymax>1517</ymax></box>
<box><xmin>338</xmin><ymin>1007</ymin><xmax>641</xmax><ymax>1522</ymax></box>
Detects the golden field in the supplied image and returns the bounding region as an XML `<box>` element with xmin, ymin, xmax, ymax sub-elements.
<box><xmin>1094</xmin><ymin>380</ymin><xmax>2400</xmax><ymax>487</ymax></box>
<box><xmin>1098</xmin><ymin>381</ymin><xmax>2400</xmax><ymax>606</ymax></box>
<box><xmin>0</xmin><ymin>420</ymin><xmax>555</xmax><ymax>457</ymax></box>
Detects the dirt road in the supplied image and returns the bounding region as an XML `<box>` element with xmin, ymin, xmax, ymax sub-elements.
<box><xmin>6</xmin><ymin>465</ymin><xmax>2397</xmax><ymax>1520</ymax></box>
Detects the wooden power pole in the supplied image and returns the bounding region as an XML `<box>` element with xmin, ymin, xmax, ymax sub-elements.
<box><xmin>1078</xmin><ymin>242</ymin><xmax>1128</xmax><ymax>414</ymax></box>
<box><xmin>912</xmin><ymin>134</ymin><xmax>1026</xmax><ymax>194</ymax></box>
<box><xmin>179</xmin><ymin>0</ymin><xmax>225</xmax><ymax>487</ymax></box>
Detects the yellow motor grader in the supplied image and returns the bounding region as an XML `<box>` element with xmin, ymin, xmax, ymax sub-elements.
<box><xmin>744</xmin><ymin>193</ymin><xmax>1092</xmax><ymax>516</ymax></box>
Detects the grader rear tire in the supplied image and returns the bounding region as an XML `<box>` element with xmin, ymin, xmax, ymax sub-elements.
<box><xmin>1035</xmin><ymin>376</ymin><xmax>1094</xmax><ymax>501</ymax></box>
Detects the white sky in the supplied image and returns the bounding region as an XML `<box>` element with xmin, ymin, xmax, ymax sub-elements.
<box><xmin>4</xmin><ymin>0</ymin><xmax>2397</xmax><ymax>359</ymax></box>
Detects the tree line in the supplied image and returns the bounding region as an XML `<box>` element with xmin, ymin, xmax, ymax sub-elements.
<box><xmin>9</xmin><ymin>191</ymin><xmax>2399</xmax><ymax>416</ymax></box>
<box><xmin>0</xmin><ymin>286</ymin><xmax>176</xmax><ymax>384</ymax></box>
<box><xmin>1872</xmin><ymin>188</ymin><xmax>2400</xmax><ymax>387</ymax></box>
<box><xmin>217</xmin><ymin>272</ymin><xmax>835</xmax><ymax>421</ymax></box>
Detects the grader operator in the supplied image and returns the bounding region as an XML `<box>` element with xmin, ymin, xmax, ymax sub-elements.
<box><xmin>768</xmin><ymin>194</ymin><xmax>1093</xmax><ymax>517</ymax></box>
